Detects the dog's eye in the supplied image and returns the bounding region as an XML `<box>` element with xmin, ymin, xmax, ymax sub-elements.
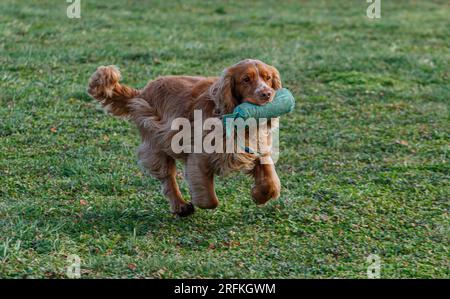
<box><xmin>266</xmin><ymin>75</ymin><xmax>272</xmax><ymax>81</ymax></box>
<box><xmin>243</xmin><ymin>76</ymin><xmax>251</xmax><ymax>83</ymax></box>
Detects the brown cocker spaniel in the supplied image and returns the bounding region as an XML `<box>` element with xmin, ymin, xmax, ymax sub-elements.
<box><xmin>88</xmin><ymin>59</ymin><xmax>282</xmax><ymax>217</ymax></box>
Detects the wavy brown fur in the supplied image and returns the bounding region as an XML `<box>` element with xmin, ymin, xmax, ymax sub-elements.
<box><xmin>87</xmin><ymin>59</ymin><xmax>282</xmax><ymax>216</ymax></box>
<box><xmin>88</xmin><ymin>65</ymin><xmax>140</xmax><ymax>117</ymax></box>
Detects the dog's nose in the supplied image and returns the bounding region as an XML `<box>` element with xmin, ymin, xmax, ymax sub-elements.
<box><xmin>260</xmin><ymin>90</ymin><xmax>272</xmax><ymax>99</ymax></box>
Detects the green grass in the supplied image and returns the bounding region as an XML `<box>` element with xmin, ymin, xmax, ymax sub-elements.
<box><xmin>0</xmin><ymin>0</ymin><xmax>449</xmax><ymax>278</ymax></box>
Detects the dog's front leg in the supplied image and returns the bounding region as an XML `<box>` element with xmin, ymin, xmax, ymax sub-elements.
<box><xmin>251</xmin><ymin>155</ymin><xmax>281</xmax><ymax>205</ymax></box>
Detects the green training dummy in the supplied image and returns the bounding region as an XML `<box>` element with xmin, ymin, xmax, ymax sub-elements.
<box><xmin>222</xmin><ymin>88</ymin><xmax>296</xmax><ymax>138</ymax></box>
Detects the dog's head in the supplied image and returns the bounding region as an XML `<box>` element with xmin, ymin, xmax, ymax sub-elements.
<box><xmin>211</xmin><ymin>59</ymin><xmax>282</xmax><ymax>114</ymax></box>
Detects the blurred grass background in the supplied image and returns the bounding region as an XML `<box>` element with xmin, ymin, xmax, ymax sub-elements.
<box><xmin>0</xmin><ymin>0</ymin><xmax>448</xmax><ymax>278</ymax></box>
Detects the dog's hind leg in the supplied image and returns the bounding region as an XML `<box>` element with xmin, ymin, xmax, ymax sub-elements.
<box><xmin>161</xmin><ymin>175</ymin><xmax>194</xmax><ymax>217</ymax></box>
<box><xmin>184</xmin><ymin>155</ymin><xmax>219</xmax><ymax>209</ymax></box>
<box><xmin>138</xmin><ymin>146</ymin><xmax>194</xmax><ymax>217</ymax></box>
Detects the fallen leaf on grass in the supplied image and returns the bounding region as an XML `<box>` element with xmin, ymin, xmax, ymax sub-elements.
<box><xmin>395</xmin><ymin>140</ymin><xmax>409</xmax><ymax>146</ymax></box>
<box><xmin>128</xmin><ymin>263</ymin><xmax>137</xmax><ymax>271</ymax></box>
<box><xmin>313</xmin><ymin>214</ymin><xmax>330</xmax><ymax>222</ymax></box>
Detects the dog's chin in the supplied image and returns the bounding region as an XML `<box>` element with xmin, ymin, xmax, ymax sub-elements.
<box><xmin>261</xmin><ymin>97</ymin><xmax>274</xmax><ymax>105</ymax></box>
<box><xmin>243</xmin><ymin>97</ymin><xmax>273</xmax><ymax>106</ymax></box>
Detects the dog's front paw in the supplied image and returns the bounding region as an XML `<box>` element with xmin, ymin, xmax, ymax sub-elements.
<box><xmin>251</xmin><ymin>182</ymin><xmax>280</xmax><ymax>205</ymax></box>
<box><xmin>174</xmin><ymin>202</ymin><xmax>195</xmax><ymax>217</ymax></box>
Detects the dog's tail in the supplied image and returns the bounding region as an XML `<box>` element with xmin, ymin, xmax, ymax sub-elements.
<box><xmin>88</xmin><ymin>65</ymin><xmax>140</xmax><ymax>117</ymax></box>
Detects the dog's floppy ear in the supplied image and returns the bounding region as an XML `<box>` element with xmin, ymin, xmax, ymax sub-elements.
<box><xmin>210</xmin><ymin>68</ymin><xmax>238</xmax><ymax>114</ymax></box>
<box><xmin>270</xmin><ymin>66</ymin><xmax>282</xmax><ymax>90</ymax></box>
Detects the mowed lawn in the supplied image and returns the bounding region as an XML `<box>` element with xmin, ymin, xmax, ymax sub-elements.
<box><xmin>0</xmin><ymin>0</ymin><xmax>448</xmax><ymax>278</ymax></box>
